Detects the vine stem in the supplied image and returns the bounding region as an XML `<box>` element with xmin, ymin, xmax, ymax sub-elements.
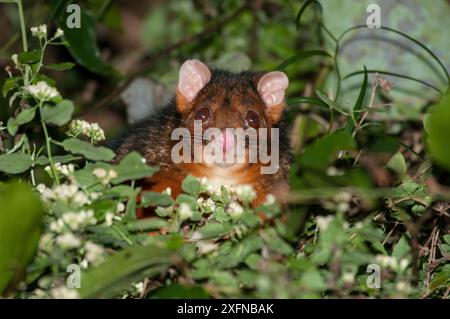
<box><xmin>38</xmin><ymin>101</ymin><xmax>59</xmax><ymax>185</ymax></box>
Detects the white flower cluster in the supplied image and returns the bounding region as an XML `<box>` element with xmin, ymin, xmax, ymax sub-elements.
<box><xmin>45</xmin><ymin>162</ymin><xmax>75</xmax><ymax>178</ymax></box>
<box><xmin>375</xmin><ymin>255</ymin><xmax>409</xmax><ymax>272</ymax></box>
<box><xmin>31</xmin><ymin>24</ymin><xmax>47</xmax><ymax>39</ymax></box>
<box><xmin>27</xmin><ymin>81</ymin><xmax>60</xmax><ymax>101</ymax></box>
<box><xmin>104</xmin><ymin>203</ymin><xmax>126</xmax><ymax>226</ymax></box>
<box><xmin>92</xmin><ymin>168</ymin><xmax>118</xmax><ymax>185</ymax></box>
<box><xmin>315</xmin><ymin>215</ymin><xmax>334</xmax><ymax>232</ymax></box>
<box><xmin>56</xmin><ymin>232</ymin><xmax>81</xmax><ymax>249</ymax></box>
<box><xmin>226</xmin><ymin>202</ymin><xmax>244</xmax><ymax>220</ymax></box>
<box><xmin>177</xmin><ymin>203</ymin><xmax>193</xmax><ymax>220</ymax></box>
<box><xmin>234</xmin><ymin>184</ymin><xmax>256</xmax><ymax>203</ymax></box>
<box><xmin>68</xmin><ymin>120</ymin><xmax>106</xmax><ymax>143</ymax></box>
<box><xmin>84</xmin><ymin>241</ymin><xmax>104</xmax><ymax>264</ymax></box>
<box><xmin>196</xmin><ymin>197</ymin><xmax>216</xmax><ymax>213</ymax></box>
<box><xmin>37</xmin><ymin>182</ymin><xmax>91</xmax><ymax>207</ymax></box>
<box><xmin>54</xmin><ymin>28</ymin><xmax>64</xmax><ymax>39</ymax></box>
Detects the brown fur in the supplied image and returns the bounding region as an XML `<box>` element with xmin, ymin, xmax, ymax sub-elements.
<box><xmin>112</xmin><ymin>69</ymin><xmax>291</xmax><ymax>217</ymax></box>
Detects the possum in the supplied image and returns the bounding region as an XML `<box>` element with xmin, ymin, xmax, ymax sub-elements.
<box><xmin>111</xmin><ymin>59</ymin><xmax>291</xmax><ymax>215</ymax></box>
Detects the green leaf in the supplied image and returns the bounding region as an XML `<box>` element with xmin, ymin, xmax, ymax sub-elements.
<box><xmin>15</xmin><ymin>107</ymin><xmax>36</xmax><ymax>125</ymax></box>
<box><xmin>425</xmin><ymin>91</ymin><xmax>450</xmax><ymax>170</ymax></box>
<box><xmin>79</xmin><ymin>245</ymin><xmax>173</xmax><ymax>298</ymax></box>
<box><xmin>7</xmin><ymin>118</ymin><xmax>18</xmax><ymax>136</ymax></box>
<box><xmin>127</xmin><ymin>218</ymin><xmax>168</xmax><ymax>232</ymax></box>
<box><xmin>299</xmin><ymin>130</ymin><xmax>355</xmax><ymax>170</ymax></box>
<box><xmin>181</xmin><ymin>175</ymin><xmax>201</xmax><ymax>196</ymax></box>
<box><xmin>276</xmin><ymin>50</ymin><xmax>331</xmax><ymax>71</ymax></box>
<box><xmin>345</xmin><ymin>66</ymin><xmax>368</xmax><ymax>133</ymax></box>
<box><xmin>149</xmin><ymin>283</ymin><xmax>210</xmax><ymax>299</ymax></box>
<box><xmin>392</xmin><ymin>236</ymin><xmax>410</xmax><ymax>259</ymax></box>
<box><xmin>2</xmin><ymin>77</ymin><xmax>19</xmax><ymax>98</ymax></box>
<box><xmin>44</xmin><ymin>62</ymin><xmax>76</xmax><ymax>71</ymax></box>
<box><xmin>141</xmin><ymin>191</ymin><xmax>173</xmax><ymax>207</ymax></box>
<box><xmin>61</xmin><ymin>138</ymin><xmax>115</xmax><ymax>161</ymax></box>
<box><xmin>386</xmin><ymin>152</ymin><xmax>407</xmax><ymax>178</ymax></box>
<box><xmin>56</xmin><ymin>10</ymin><xmax>119</xmax><ymax>77</ymax></box>
<box><xmin>0</xmin><ymin>182</ymin><xmax>44</xmax><ymax>294</ymax></box>
<box><xmin>111</xmin><ymin>152</ymin><xmax>158</xmax><ymax>184</ymax></box>
<box><xmin>42</xmin><ymin>100</ymin><xmax>74</xmax><ymax>126</ymax></box>
<box><xmin>0</xmin><ymin>153</ymin><xmax>32</xmax><ymax>174</ymax></box>
<box><xmin>17</xmin><ymin>49</ymin><xmax>41</xmax><ymax>64</ymax></box>
<box><xmin>197</xmin><ymin>223</ymin><xmax>231</xmax><ymax>240</ymax></box>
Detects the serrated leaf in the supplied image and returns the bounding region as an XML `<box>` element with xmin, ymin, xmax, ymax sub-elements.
<box><xmin>62</xmin><ymin>138</ymin><xmax>115</xmax><ymax>161</ymax></box>
<box><xmin>111</xmin><ymin>152</ymin><xmax>157</xmax><ymax>184</ymax></box>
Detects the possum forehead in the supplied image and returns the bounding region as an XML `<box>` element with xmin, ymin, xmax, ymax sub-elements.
<box><xmin>194</xmin><ymin>75</ymin><xmax>266</xmax><ymax>117</ymax></box>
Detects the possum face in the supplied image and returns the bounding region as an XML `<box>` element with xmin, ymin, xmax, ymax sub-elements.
<box><xmin>174</xmin><ymin>59</ymin><xmax>288</xmax><ymax>169</ymax></box>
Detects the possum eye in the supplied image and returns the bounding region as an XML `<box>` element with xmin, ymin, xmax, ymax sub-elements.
<box><xmin>194</xmin><ymin>107</ymin><xmax>211</xmax><ymax>122</ymax></box>
<box><xmin>245</xmin><ymin>110</ymin><xmax>260</xmax><ymax>129</ymax></box>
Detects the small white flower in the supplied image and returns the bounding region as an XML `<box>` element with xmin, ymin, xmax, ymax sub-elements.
<box><xmin>234</xmin><ymin>184</ymin><xmax>256</xmax><ymax>203</ymax></box>
<box><xmin>104</xmin><ymin>212</ymin><xmax>114</xmax><ymax>226</ymax></box>
<box><xmin>178</xmin><ymin>203</ymin><xmax>193</xmax><ymax>220</ymax></box>
<box><xmin>399</xmin><ymin>258</ymin><xmax>409</xmax><ymax>272</ymax></box>
<box><xmin>264</xmin><ymin>194</ymin><xmax>276</xmax><ymax>205</ymax></box>
<box><xmin>134</xmin><ymin>282</ymin><xmax>145</xmax><ymax>295</ymax></box>
<box><xmin>54</xmin><ymin>28</ymin><xmax>64</xmax><ymax>38</ymax></box>
<box><xmin>49</xmin><ymin>219</ymin><xmax>64</xmax><ymax>233</ymax></box>
<box><xmin>163</xmin><ymin>187</ymin><xmax>172</xmax><ymax>196</ymax></box>
<box><xmin>31</xmin><ymin>24</ymin><xmax>47</xmax><ymax>39</ymax></box>
<box><xmin>396</xmin><ymin>281</ymin><xmax>411</xmax><ymax>293</ymax></box>
<box><xmin>92</xmin><ymin>168</ymin><xmax>107</xmax><ymax>179</ymax></box>
<box><xmin>116</xmin><ymin>202</ymin><xmax>125</xmax><ymax>213</ymax></box>
<box><xmin>39</xmin><ymin>233</ymin><xmax>53</xmax><ymax>251</ymax></box>
<box><xmin>11</xmin><ymin>54</ymin><xmax>19</xmax><ymax>66</ymax></box>
<box><xmin>56</xmin><ymin>232</ymin><xmax>81</xmax><ymax>249</ymax></box>
<box><xmin>84</xmin><ymin>241</ymin><xmax>104</xmax><ymax>264</ymax></box>
<box><xmin>342</xmin><ymin>272</ymin><xmax>355</xmax><ymax>284</ymax></box>
<box><xmin>227</xmin><ymin>202</ymin><xmax>244</xmax><ymax>220</ymax></box>
<box><xmin>197</xmin><ymin>241</ymin><xmax>218</xmax><ymax>255</ymax></box>
<box><xmin>27</xmin><ymin>81</ymin><xmax>60</xmax><ymax>101</ymax></box>
<box><xmin>315</xmin><ymin>215</ymin><xmax>334</xmax><ymax>232</ymax></box>
<box><xmin>80</xmin><ymin>259</ymin><xmax>89</xmax><ymax>269</ymax></box>
<box><xmin>50</xmin><ymin>286</ymin><xmax>79</xmax><ymax>299</ymax></box>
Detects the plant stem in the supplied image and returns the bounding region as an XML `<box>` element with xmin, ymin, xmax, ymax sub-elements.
<box><xmin>15</xmin><ymin>0</ymin><xmax>28</xmax><ymax>52</ymax></box>
<box><xmin>38</xmin><ymin>101</ymin><xmax>59</xmax><ymax>185</ymax></box>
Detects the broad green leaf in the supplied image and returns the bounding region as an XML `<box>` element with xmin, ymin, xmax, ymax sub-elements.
<box><xmin>56</xmin><ymin>10</ymin><xmax>119</xmax><ymax>77</ymax></box>
<box><xmin>79</xmin><ymin>245</ymin><xmax>173</xmax><ymax>298</ymax></box>
<box><xmin>15</xmin><ymin>107</ymin><xmax>36</xmax><ymax>125</ymax></box>
<box><xmin>425</xmin><ymin>91</ymin><xmax>450</xmax><ymax>170</ymax></box>
<box><xmin>181</xmin><ymin>175</ymin><xmax>201</xmax><ymax>196</ymax></box>
<box><xmin>111</xmin><ymin>152</ymin><xmax>157</xmax><ymax>184</ymax></box>
<box><xmin>298</xmin><ymin>130</ymin><xmax>355</xmax><ymax>170</ymax></box>
<box><xmin>62</xmin><ymin>138</ymin><xmax>115</xmax><ymax>161</ymax></box>
<box><xmin>42</xmin><ymin>100</ymin><xmax>74</xmax><ymax>126</ymax></box>
<box><xmin>0</xmin><ymin>182</ymin><xmax>44</xmax><ymax>294</ymax></box>
<box><xmin>197</xmin><ymin>223</ymin><xmax>231</xmax><ymax>240</ymax></box>
<box><xmin>7</xmin><ymin>118</ymin><xmax>18</xmax><ymax>136</ymax></box>
<box><xmin>392</xmin><ymin>236</ymin><xmax>410</xmax><ymax>259</ymax></box>
<box><xmin>141</xmin><ymin>191</ymin><xmax>173</xmax><ymax>208</ymax></box>
<box><xmin>17</xmin><ymin>49</ymin><xmax>41</xmax><ymax>64</ymax></box>
<box><xmin>0</xmin><ymin>153</ymin><xmax>32</xmax><ymax>174</ymax></box>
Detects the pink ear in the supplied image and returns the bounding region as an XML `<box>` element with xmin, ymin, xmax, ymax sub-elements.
<box><xmin>257</xmin><ymin>71</ymin><xmax>289</xmax><ymax>107</ymax></box>
<box><xmin>178</xmin><ymin>59</ymin><xmax>211</xmax><ymax>102</ymax></box>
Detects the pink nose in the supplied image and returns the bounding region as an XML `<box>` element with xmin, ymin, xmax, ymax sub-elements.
<box><xmin>220</xmin><ymin>131</ymin><xmax>234</xmax><ymax>152</ymax></box>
